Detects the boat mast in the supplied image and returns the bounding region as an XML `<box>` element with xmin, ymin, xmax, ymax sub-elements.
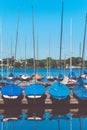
<box><xmin>13</xmin><ymin>11</ymin><xmax>20</xmax><ymax>72</ymax></box>
<box><xmin>49</xmin><ymin>37</ymin><xmax>51</xmax><ymax>77</ymax></box>
<box><xmin>81</xmin><ymin>13</ymin><xmax>87</xmax><ymax>75</ymax></box>
<box><xmin>7</xmin><ymin>45</ymin><xmax>10</xmax><ymax>77</ymax></box>
<box><xmin>25</xmin><ymin>38</ymin><xmax>26</xmax><ymax>74</ymax></box>
<box><xmin>11</xmin><ymin>38</ymin><xmax>13</xmax><ymax>72</ymax></box>
<box><xmin>59</xmin><ymin>0</ymin><xmax>64</xmax><ymax>76</ymax></box>
<box><xmin>79</xmin><ymin>42</ymin><xmax>81</xmax><ymax>76</ymax></box>
<box><xmin>32</xmin><ymin>7</ymin><xmax>36</xmax><ymax>79</ymax></box>
<box><xmin>70</xmin><ymin>18</ymin><xmax>72</xmax><ymax>78</ymax></box>
<box><xmin>0</xmin><ymin>20</ymin><xmax>3</xmax><ymax>80</ymax></box>
<box><xmin>36</xmin><ymin>35</ymin><xmax>38</xmax><ymax>74</ymax></box>
<box><xmin>47</xmin><ymin>55</ymin><xmax>49</xmax><ymax>76</ymax></box>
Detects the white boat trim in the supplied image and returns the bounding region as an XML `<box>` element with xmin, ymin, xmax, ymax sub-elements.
<box><xmin>84</xmin><ymin>85</ymin><xmax>87</xmax><ymax>89</ymax></box>
<box><xmin>3</xmin><ymin>95</ymin><xmax>18</xmax><ymax>99</ymax></box>
<box><xmin>21</xmin><ymin>74</ymin><xmax>30</xmax><ymax>80</ymax></box>
<box><xmin>8</xmin><ymin>77</ymin><xmax>14</xmax><ymax>80</ymax></box>
<box><xmin>27</xmin><ymin>95</ymin><xmax>42</xmax><ymax>98</ymax></box>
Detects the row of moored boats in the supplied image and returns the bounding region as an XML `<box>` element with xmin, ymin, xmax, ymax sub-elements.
<box><xmin>0</xmin><ymin>70</ymin><xmax>87</xmax><ymax>106</ymax></box>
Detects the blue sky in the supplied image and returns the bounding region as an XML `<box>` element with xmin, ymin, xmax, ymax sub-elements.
<box><xmin>0</xmin><ymin>0</ymin><xmax>87</xmax><ymax>59</ymax></box>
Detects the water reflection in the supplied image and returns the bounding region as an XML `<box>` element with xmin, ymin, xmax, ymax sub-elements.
<box><xmin>0</xmin><ymin>106</ymin><xmax>87</xmax><ymax>130</ymax></box>
<box><xmin>25</xmin><ymin>105</ymin><xmax>45</xmax><ymax>120</ymax></box>
<box><xmin>1</xmin><ymin>106</ymin><xmax>21</xmax><ymax>122</ymax></box>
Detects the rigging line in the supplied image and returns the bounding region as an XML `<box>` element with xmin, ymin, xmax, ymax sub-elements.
<box><xmin>81</xmin><ymin>13</ymin><xmax>87</xmax><ymax>75</ymax></box>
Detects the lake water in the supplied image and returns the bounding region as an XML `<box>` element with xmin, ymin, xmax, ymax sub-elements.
<box><xmin>0</xmin><ymin>105</ymin><xmax>87</xmax><ymax>130</ymax></box>
<box><xmin>0</xmin><ymin>68</ymin><xmax>82</xmax><ymax>77</ymax></box>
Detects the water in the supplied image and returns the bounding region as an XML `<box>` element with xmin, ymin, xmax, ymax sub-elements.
<box><xmin>0</xmin><ymin>106</ymin><xmax>87</xmax><ymax>130</ymax></box>
<box><xmin>0</xmin><ymin>68</ymin><xmax>81</xmax><ymax>77</ymax></box>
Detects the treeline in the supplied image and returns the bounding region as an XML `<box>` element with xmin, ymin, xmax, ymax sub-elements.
<box><xmin>0</xmin><ymin>57</ymin><xmax>86</xmax><ymax>68</ymax></box>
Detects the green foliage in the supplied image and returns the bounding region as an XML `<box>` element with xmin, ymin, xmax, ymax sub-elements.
<box><xmin>0</xmin><ymin>57</ymin><xmax>84</xmax><ymax>68</ymax></box>
<box><xmin>14</xmin><ymin>62</ymin><xmax>22</xmax><ymax>68</ymax></box>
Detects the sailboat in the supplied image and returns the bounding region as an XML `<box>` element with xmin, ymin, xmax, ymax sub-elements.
<box><xmin>34</xmin><ymin>36</ymin><xmax>42</xmax><ymax>81</ymax></box>
<box><xmin>25</xmin><ymin>7</ymin><xmax>46</xmax><ymax>105</ymax></box>
<box><xmin>20</xmin><ymin>39</ymin><xmax>31</xmax><ymax>81</ymax></box>
<box><xmin>72</xmin><ymin>13</ymin><xmax>87</xmax><ymax>105</ymax></box>
<box><xmin>46</xmin><ymin>38</ymin><xmax>54</xmax><ymax>81</ymax></box>
<box><xmin>1</xmin><ymin>12</ymin><xmax>23</xmax><ymax>105</ymax></box>
<box><xmin>7</xmin><ymin>40</ymin><xmax>15</xmax><ymax>81</ymax></box>
<box><xmin>41</xmin><ymin>38</ymin><xmax>54</xmax><ymax>86</ymax></box>
<box><xmin>48</xmin><ymin>1</ymin><xmax>70</xmax><ymax>105</ymax></box>
<box><xmin>66</xmin><ymin>19</ymin><xmax>77</xmax><ymax>88</ymax></box>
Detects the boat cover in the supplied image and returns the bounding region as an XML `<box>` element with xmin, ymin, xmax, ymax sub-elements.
<box><xmin>0</xmin><ymin>74</ymin><xmax>2</xmax><ymax>79</ymax></box>
<box><xmin>48</xmin><ymin>82</ymin><xmax>70</xmax><ymax>100</ymax></box>
<box><xmin>8</xmin><ymin>73</ymin><xmax>14</xmax><ymax>77</ymax></box>
<box><xmin>84</xmin><ymin>69</ymin><xmax>87</xmax><ymax>75</ymax></box>
<box><xmin>58</xmin><ymin>73</ymin><xmax>64</xmax><ymax>79</ymax></box>
<box><xmin>68</xmin><ymin>71</ymin><xmax>76</xmax><ymax>78</ymax></box>
<box><xmin>73</xmin><ymin>85</ymin><xmax>87</xmax><ymax>100</ymax></box>
<box><xmin>77</xmin><ymin>77</ymin><xmax>87</xmax><ymax>85</ymax></box>
<box><xmin>0</xmin><ymin>79</ymin><xmax>13</xmax><ymax>85</ymax></box>
<box><xmin>41</xmin><ymin>77</ymin><xmax>49</xmax><ymax>83</ymax></box>
<box><xmin>25</xmin><ymin>83</ymin><xmax>46</xmax><ymax>96</ymax></box>
<box><xmin>1</xmin><ymin>84</ymin><xmax>22</xmax><ymax>96</ymax></box>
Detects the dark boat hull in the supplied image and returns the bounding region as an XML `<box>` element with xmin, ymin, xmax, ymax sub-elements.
<box><xmin>2</xmin><ymin>95</ymin><xmax>23</xmax><ymax>106</ymax></box>
<box><xmin>73</xmin><ymin>94</ymin><xmax>87</xmax><ymax>106</ymax></box>
<box><xmin>50</xmin><ymin>96</ymin><xmax>70</xmax><ymax>106</ymax></box>
<box><xmin>26</xmin><ymin>94</ymin><xmax>46</xmax><ymax>105</ymax></box>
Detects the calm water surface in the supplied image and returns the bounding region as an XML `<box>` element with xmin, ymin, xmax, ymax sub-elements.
<box><xmin>0</xmin><ymin>68</ymin><xmax>82</xmax><ymax>77</ymax></box>
<box><xmin>0</xmin><ymin>106</ymin><xmax>87</xmax><ymax>130</ymax></box>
